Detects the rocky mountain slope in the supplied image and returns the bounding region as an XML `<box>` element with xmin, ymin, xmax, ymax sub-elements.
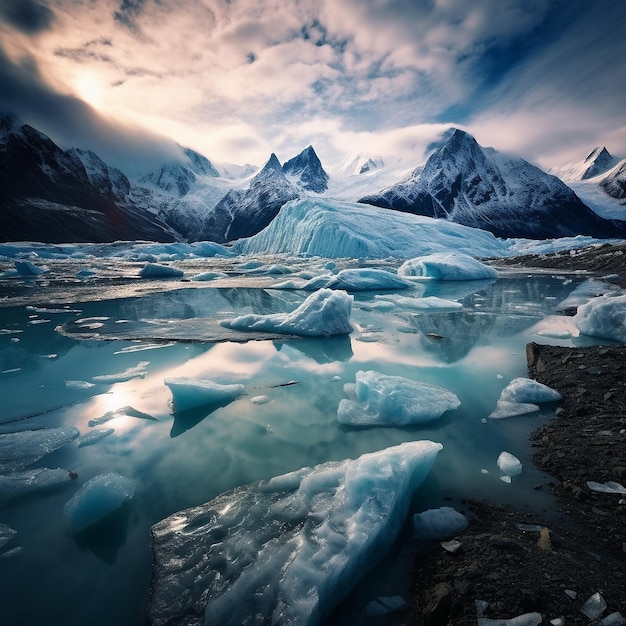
<box><xmin>359</xmin><ymin>129</ymin><xmax>626</xmax><ymax>239</ymax></box>
<box><xmin>0</xmin><ymin>116</ymin><xmax>177</xmax><ymax>243</ymax></box>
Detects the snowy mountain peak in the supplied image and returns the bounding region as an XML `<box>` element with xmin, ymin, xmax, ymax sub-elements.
<box><xmin>261</xmin><ymin>152</ymin><xmax>284</xmax><ymax>176</ymax></box>
<box><xmin>359</xmin><ymin>128</ymin><xmax>626</xmax><ymax>239</ymax></box>
<box><xmin>282</xmin><ymin>145</ymin><xmax>329</xmax><ymax>193</ymax></box>
<box><xmin>182</xmin><ymin>147</ymin><xmax>220</xmax><ymax>177</ymax></box>
<box><xmin>334</xmin><ymin>153</ymin><xmax>385</xmax><ymax>176</ymax></box>
<box><xmin>581</xmin><ymin>147</ymin><xmax>618</xmax><ymax>179</ymax></box>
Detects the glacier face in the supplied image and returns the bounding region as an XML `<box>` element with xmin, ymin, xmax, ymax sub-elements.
<box><xmin>147</xmin><ymin>440</ymin><xmax>443</xmax><ymax>626</ymax></box>
<box><xmin>235</xmin><ymin>198</ymin><xmax>509</xmax><ymax>259</ymax></box>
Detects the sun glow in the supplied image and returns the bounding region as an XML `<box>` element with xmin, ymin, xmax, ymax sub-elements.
<box><xmin>76</xmin><ymin>74</ymin><xmax>106</xmax><ymax>107</ymax></box>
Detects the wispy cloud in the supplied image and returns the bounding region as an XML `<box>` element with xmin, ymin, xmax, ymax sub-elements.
<box><xmin>0</xmin><ymin>0</ymin><xmax>624</xmax><ymax>170</ymax></box>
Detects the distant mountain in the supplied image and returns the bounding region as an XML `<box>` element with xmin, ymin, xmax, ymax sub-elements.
<box><xmin>0</xmin><ymin>115</ymin><xmax>177</xmax><ymax>243</ymax></box>
<box><xmin>203</xmin><ymin>153</ymin><xmax>300</xmax><ymax>243</ymax></box>
<box><xmin>218</xmin><ymin>162</ymin><xmax>258</xmax><ymax>179</ymax></box>
<box><xmin>359</xmin><ymin>128</ymin><xmax>626</xmax><ymax>239</ymax></box>
<box><xmin>333</xmin><ymin>153</ymin><xmax>384</xmax><ymax>177</ymax></box>
<box><xmin>554</xmin><ymin>147</ymin><xmax>621</xmax><ymax>182</ymax></box>
<box><xmin>600</xmin><ymin>161</ymin><xmax>626</xmax><ymax>201</ymax></box>
<box><xmin>282</xmin><ymin>145</ymin><xmax>329</xmax><ymax>193</ymax></box>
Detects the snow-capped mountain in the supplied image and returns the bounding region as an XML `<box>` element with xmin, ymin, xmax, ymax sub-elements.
<box><xmin>359</xmin><ymin>128</ymin><xmax>626</xmax><ymax>239</ymax></box>
<box><xmin>600</xmin><ymin>160</ymin><xmax>626</xmax><ymax>201</ymax></box>
<box><xmin>0</xmin><ymin>115</ymin><xmax>177</xmax><ymax>243</ymax></box>
<box><xmin>332</xmin><ymin>153</ymin><xmax>384</xmax><ymax>177</ymax></box>
<box><xmin>203</xmin><ymin>153</ymin><xmax>300</xmax><ymax>243</ymax></box>
<box><xmin>553</xmin><ymin>147</ymin><xmax>621</xmax><ymax>182</ymax></box>
<box><xmin>282</xmin><ymin>145</ymin><xmax>329</xmax><ymax>193</ymax></box>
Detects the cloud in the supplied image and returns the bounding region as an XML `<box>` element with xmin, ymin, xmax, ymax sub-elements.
<box><xmin>0</xmin><ymin>0</ymin><xmax>55</xmax><ymax>35</ymax></box>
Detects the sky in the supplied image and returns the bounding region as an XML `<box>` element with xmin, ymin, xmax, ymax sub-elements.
<box><xmin>1</xmin><ymin>0</ymin><xmax>625</xmax><ymax>176</ymax></box>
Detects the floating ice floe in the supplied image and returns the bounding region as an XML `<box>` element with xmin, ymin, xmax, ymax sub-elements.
<box><xmin>191</xmin><ymin>271</ymin><xmax>228</xmax><ymax>282</ymax></box>
<box><xmin>148</xmin><ymin>440</ymin><xmax>443</xmax><ymax>626</ymax></box>
<box><xmin>139</xmin><ymin>262</ymin><xmax>184</xmax><ymax>279</ymax></box>
<box><xmin>92</xmin><ymin>360</ymin><xmax>149</xmax><ymax>383</ymax></box>
<box><xmin>0</xmin><ymin>427</ymin><xmax>79</xmax><ymax>472</ymax></box>
<box><xmin>164</xmin><ymin>377</ymin><xmax>245</xmax><ymax>412</ymax></box>
<box><xmin>274</xmin><ymin>268</ymin><xmax>413</xmax><ymax>291</ymax></box>
<box><xmin>497</xmin><ymin>451</ymin><xmax>523</xmax><ymax>479</ymax></box>
<box><xmin>65</xmin><ymin>379</ymin><xmax>96</xmax><ymax>390</ymax></box>
<box><xmin>586</xmin><ymin>480</ymin><xmax>626</xmax><ymax>494</ymax></box>
<box><xmin>87</xmin><ymin>405</ymin><xmax>157</xmax><ymax>427</ymax></box>
<box><xmin>373</xmin><ymin>294</ymin><xmax>462</xmax><ymax>311</ymax></box>
<box><xmin>337</xmin><ymin>370</ymin><xmax>460</xmax><ymax>427</ymax></box>
<box><xmin>489</xmin><ymin>377</ymin><xmax>561</xmax><ymax>419</ymax></box>
<box><xmin>77</xmin><ymin>428</ymin><xmax>115</xmax><ymax>448</ymax></box>
<box><xmin>0</xmin><ymin>467</ymin><xmax>76</xmax><ymax>502</ymax></box>
<box><xmin>413</xmin><ymin>506</ymin><xmax>469</xmax><ymax>540</ymax></box>
<box><xmin>573</xmin><ymin>293</ymin><xmax>626</xmax><ymax>342</ymax></box>
<box><xmin>398</xmin><ymin>252</ymin><xmax>498</xmax><ymax>281</ymax></box>
<box><xmin>63</xmin><ymin>472</ymin><xmax>135</xmax><ymax>532</ymax></box>
<box><xmin>14</xmin><ymin>260</ymin><xmax>46</xmax><ymax>276</ymax></box>
<box><xmin>221</xmin><ymin>288</ymin><xmax>354</xmax><ymax>337</ymax></box>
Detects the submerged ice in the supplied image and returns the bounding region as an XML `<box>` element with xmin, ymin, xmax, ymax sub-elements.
<box><xmin>148</xmin><ymin>440</ymin><xmax>443</xmax><ymax>626</ymax></box>
<box><xmin>338</xmin><ymin>370</ymin><xmax>460</xmax><ymax>427</ymax></box>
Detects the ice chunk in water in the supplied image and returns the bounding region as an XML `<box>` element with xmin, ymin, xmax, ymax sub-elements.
<box><xmin>92</xmin><ymin>361</ymin><xmax>149</xmax><ymax>383</ymax></box>
<box><xmin>413</xmin><ymin>506</ymin><xmax>469</xmax><ymax>539</ymax></box>
<box><xmin>497</xmin><ymin>451</ymin><xmax>523</xmax><ymax>477</ymax></box>
<box><xmin>139</xmin><ymin>263</ymin><xmax>184</xmax><ymax>278</ymax></box>
<box><xmin>488</xmin><ymin>400</ymin><xmax>540</xmax><ymax>420</ymax></box>
<box><xmin>0</xmin><ymin>427</ymin><xmax>79</xmax><ymax>472</ymax></box>
<box><xmin>0</xmin><ymin>524</ymin><xmax>17</xmax><ymax>548</ymax></box>
<box><xmin>14</xmin><ymin>260</ymin><xmax>46</xmax><ymax>276</ymax></box>
<box><xmin>374</xmin><ymin>294</ymin><xmax>462</xmax><ymax>311</ymax></box>
<box><xmin>164</xmin><ymin>377</ymin><xmax>245</xmax><ymax>412</ymax></box>
<box><xmin>274</xmin><ymin>268</ymin><xmax>413</xmax><ymax>291</ymax></box>
<box><xmin>573</xmin><ymin>293</ymin><xmax>626</xmax><ymax>342</ymax></box>
<box><xmin>88</xmin><ymin>405</ymin><xmax>157</xmax><ymax>427</ymax></box>
<box><xmin>398</xmin><ymin>253</ymin><xmax>498</xmax><ymax>281</ymax></box>
<box><xmin>148</xmin><ymin>440</ymin><xmax>443</xmax><ymax>626</ymax></box>
<box><xmin>500</xmin><ymin>378</ymin><xmax>562</xmax><ymax>403</ymax></box>
<box><xmin>222</xmin><ymin>288</ymin><xmax>354</xmax><ymax>337</ymax></box>
<box><xmin>63</xmin><ymin>472</ymin><xmax>135</xmax><ymax>532</ymax></box>
<box><xmin>337</xmin><ymin>370</ymin><xmax>460</xmax><ymax>427</ymax></box>
<box><xmin>77</xmin><ymin>428</ymin><xmax>115</xmax><ymax>448</ymax></box>
<box><xmin>0</xmin><ymin>467</ymin><xmax>75</xmax><ymax>502</ymax></box>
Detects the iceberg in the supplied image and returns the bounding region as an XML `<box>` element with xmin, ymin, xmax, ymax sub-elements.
<box><xmin>148</xmin><ymin>440</ymin><xmax>443</xmax><ymax>626</ymax></box>
<box><xmin>139</xmin><ymin>262</ymin><xmax>184</xmax><ymax>279</ymax></box>
<box><xmin>274</xmin><ymin>268</ymin><xmax>413</xmax><ymax>291</ymax></box>
<box><xmin>573</xmin><ymin>293</ymin><xmax>626</xmax><ymax>342</ymax></box>
<box><xmin>497</xmin><ymin>451</ymin><xmax>523</xmax><ymax>477</ymax></box>
<box><xmin>337</xmin><ymin>370</ymin><xmax>460</xmax><ymax>427</ymax></box>
<box><xmin>0</xmin><ymin>427</ymin><xmax>80</xmax><ymax>472</ymax></box>
<box><xmin>398</xmin><ymin>252</ymin><xmax>498</xmax><ymax>281</ymax></box>
<box><xmin>0</xmin><ymin>467</ymin><xmax>76</xmax><ymax>502</ymax></box>
<box><xmin>221</xmin><ymin>288</ymin><xmax>354</xmax><ymax>337</ymax></box>
<box><xmin>489</xmin><ymin>377</ymin><xmax>561</xmax><ymax>419</ymax></box>
<box><xmin>63</xmin><ymin>472</ymin><xmax>135</xmax><ymax>532</ymax></box>
<box><xmin>500</xmin><ymin>378</ymin><xmax>562</xmax><ymax>403</ymax></box>
<box><xmin>14</xmin><ymin>260</ymin><xmax>46</xmax><ymax>276</ymax></box>
<box><xmin>413</xmin><ymin>506</ymin><xmax>469</xmax><ymax>540</ymax></box>
<box><xmin>234</xmin><ymin>198</ymin><xmax>508</xmax><ymax>259</ymax></box>
<box><xmin>164</xmin><ymin>377</ymin><xmax>245</xmax><ymax>412</ymax></box>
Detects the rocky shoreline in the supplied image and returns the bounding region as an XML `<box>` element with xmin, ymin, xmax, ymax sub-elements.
<box><xmin>405</xmin><ymin>243</ymin><xmax>626</xmax><ymax>625</ymax></box>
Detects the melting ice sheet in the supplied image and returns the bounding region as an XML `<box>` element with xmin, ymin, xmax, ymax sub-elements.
<box><xmin>148</xmin><ymin>441</ymin><xmax>442</xmax><ymax>626</ymax></box>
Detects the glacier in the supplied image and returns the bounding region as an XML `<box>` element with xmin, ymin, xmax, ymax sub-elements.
<box><xmin>147</xmin><ymin>440</ymin><xmax>443</xmax><ymax>626</ymax></box>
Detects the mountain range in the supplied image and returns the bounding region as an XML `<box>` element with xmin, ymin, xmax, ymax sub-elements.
<box><xmin>1</xmin><ymin>113</ymin><xmax>625</xmax><ymax>244</ymax></box>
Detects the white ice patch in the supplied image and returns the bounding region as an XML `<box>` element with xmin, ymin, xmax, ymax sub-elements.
<box><xmin>398</xmin><ymin>252</ymin><xmax>498</xmax><ymax>281</ymax></box>
<box><xmin>337</xmin><ymin>370</ymin><xmax>460</xmax><ymax>427</ymax></box>
<box><xmin>413</xmin><ymin>506</ymin><xmax>469</xmax><ymax>540</ymax></box>
<box><xmin>139</xmin><ymin>263</ymin><xmax>184</xmax><ymax>279</ymax></box>
<box><xmin>63</xmin><ymin>472</ymin><xmax>135</xmax><ymax>532</ymax></box>
<box><xmin>0</xmin><ymin>467</ymin><xmax>75</xmax><ymax>502</ymax></box>
<box><xmin>489</xmin><ymin>377</ymin><xmax>561</xmax><ymax>419</ymax></box>
<box><xmin>573</xmin><ymin>292</ymin><xmax>626</xmax><ymax>342</ymax></box>
<box><xmin>497</xmin><ymin>451</ymin><xmax>523</xmax><ymax>478</ymax></box>
<box><xmin>274</xmin><ymin>268</ymin><xmax>413</xmax><ymax>291</ymax></box>
<box><xmin>148</xmin><ymin>440</ymin><xmax>443</xmax><ymax>626</ymax></box>
<box><xmin>92</xmin><ymin>361</ymin><xmax>149</xmax><ymax>383</ymax></box>
<box><xmin>221</xmin><ymin>288</ymin><xmax>354</xmax><ymax>337</ymax></box>
<box><xmin>586</xmin><ymin>480</ymin><xmax>626</xmax><ymax>495</ymax></box>
<box><xmin>0</xmin><ymin>427</ymin><xmax>79</xmax><ymax>472</ymax></box>
<box><xmin>191</xmin><ymin>271</ymin><xmax>228</xmax><ymax>281</ymax></box>
<box><xmin>164</xmin><ymin>377</ymin><xmax>245</xmax><ymax>412</ymax></box>
<box><xmin>374</xmin><ymin>294</ymin><xmax>462</xmax><ymax>311</ymax></box>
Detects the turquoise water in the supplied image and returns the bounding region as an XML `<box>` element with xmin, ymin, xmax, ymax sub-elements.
<box><xmin>0</xmin><ymin>264</ymin><xmax>611</xmax><ymax>625</ymax></box>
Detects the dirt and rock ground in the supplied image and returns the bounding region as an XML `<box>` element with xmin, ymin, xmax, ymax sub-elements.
<box><xmin>402</xmin><ymin>243</ymin><xmax>626</xmax><ymax>625</ymax></box>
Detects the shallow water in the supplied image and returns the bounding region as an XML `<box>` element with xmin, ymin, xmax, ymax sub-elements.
<box><xmin>0</xmin><ymin>259</ymin><xmax>613</xmax><ymax>625</ymax></box>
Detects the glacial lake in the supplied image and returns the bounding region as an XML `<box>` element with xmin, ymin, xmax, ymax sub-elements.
<box><xmin>0</xmin><ymin>255</ymin><xmax>614</xmax><ymax>625</ymax></box>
